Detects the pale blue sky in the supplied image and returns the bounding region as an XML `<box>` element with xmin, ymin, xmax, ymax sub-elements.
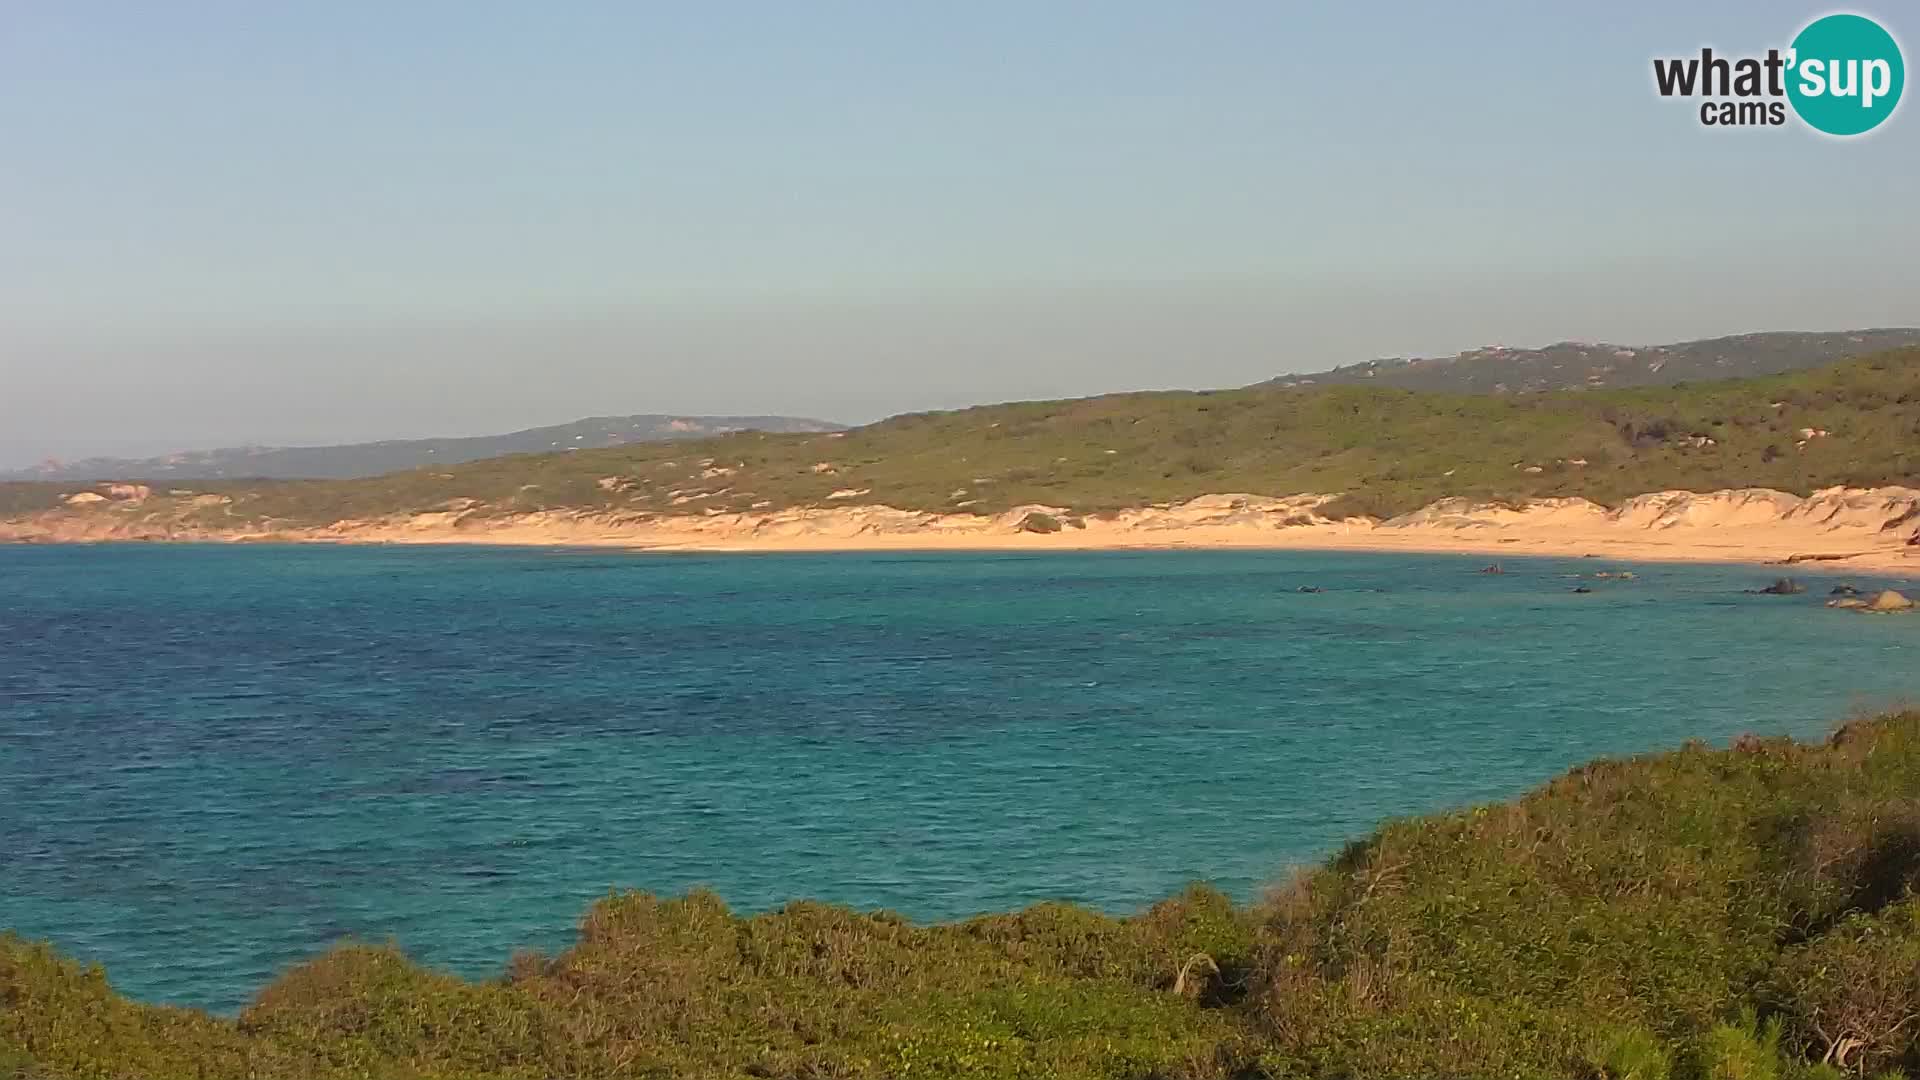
<box><xmin>2</xmin><ymin>1</ymin><xmax>1915</xmax><ymax>465</ymax></box>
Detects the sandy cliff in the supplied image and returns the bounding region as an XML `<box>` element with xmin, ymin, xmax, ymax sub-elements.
<box><xmin>4</xmin><ymin>485</ymin><xmax>1918</xmax><ymax>570</ymax></box>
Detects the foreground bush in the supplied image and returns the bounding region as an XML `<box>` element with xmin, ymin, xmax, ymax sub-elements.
<box><xmin>6</xmin><ymin>713</ymin><xmax>1920</xmax><ymax>1079</ymax></box>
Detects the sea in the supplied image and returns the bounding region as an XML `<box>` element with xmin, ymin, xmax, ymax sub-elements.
<box><xmin>1</xmin><ymin>543</ymin><xmax>1914</xmax><ymax>1012</ymax></box>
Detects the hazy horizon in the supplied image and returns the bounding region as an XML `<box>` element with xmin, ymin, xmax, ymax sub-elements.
<box><xmin>5</xmin><ymin>2</ymin><xmax>1918</xmax><ymax>467</ymax></box>
<box><xmin>11</xmin><ymin>310</ymin><xmax>1920</xmax><ymax>468</ymax></box>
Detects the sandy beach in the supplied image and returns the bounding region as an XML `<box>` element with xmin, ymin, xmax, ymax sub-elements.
<box><xmin>7</xmin><ymin>485</ymin><xmax>1919</xmax><ymax>575</ymax></box>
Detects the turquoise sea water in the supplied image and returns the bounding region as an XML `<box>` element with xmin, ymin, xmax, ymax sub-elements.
<box><xmin>1</xmin><ymin>543</ymin><xmax>1915</xmax><ymax>1012</ymax></box>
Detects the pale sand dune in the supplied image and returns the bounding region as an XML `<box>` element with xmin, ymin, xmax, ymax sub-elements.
<box><xmin>6</xmin><ymin>486</ymin><xmax>1919</xmax><ymax>573</ymax></box>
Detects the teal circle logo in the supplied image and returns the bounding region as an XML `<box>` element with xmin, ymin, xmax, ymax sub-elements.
<box><xmin>1786</xmin><ymin>13</ymin><xmax>1904</xmax><ymax>136</ymax></box>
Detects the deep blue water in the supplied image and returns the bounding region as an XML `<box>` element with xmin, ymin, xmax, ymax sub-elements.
<box><xmin>1</xmin><ymin>544</ymin><xmax>1915</xmax><ymax>1012</ymax></box>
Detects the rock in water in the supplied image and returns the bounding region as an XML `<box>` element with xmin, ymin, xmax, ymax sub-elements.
<box><xmin>1755</xmin><ymin>578</ymin><xmax>1804</xmax><ymax>595</ymax></box>
<box><xmin>1867</xmin><ymin>590</ymin><xmax>1915</xmax><ymax>612</ymax></box>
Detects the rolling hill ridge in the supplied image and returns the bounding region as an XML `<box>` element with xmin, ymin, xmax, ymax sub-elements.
<box><xmin>1264</xmin><ymin>328</ymin><xmax>1920</xmax><ymax>395</ymax></box>
<box><xmin>2</xmin><ymin>414</ymin><xmax>846</xmax><ymax>483</ymax></box>
<box><xmin>3</xmin><ymin>345</ymin><xmax>1918</xmax><ymax>539</ymax></box>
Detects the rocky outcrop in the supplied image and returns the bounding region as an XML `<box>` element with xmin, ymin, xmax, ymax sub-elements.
<box><xmin>1784</xmin><ymin>487</ymin><xmax>1920</xmax><ymax>532</ymax></box>
<box><xmin>58</xmin><ymin>483</ymin><xmax>153</xmax><ymax>506</ymax></box>
<box><xmin>1833</xmin><ymin>590</ymin><xmax>1917</xmax><ymax>613</ymax></box>
<box><xmin>1119</xmin><ymin>494</ymin><xmax>1341</xmax><ymax>531</ymax></box>
<box><xmin>1371</xmin><ymin>488</ymin><xmax>1920</xmax><ymax>543</ymax></box>
<box><xmin>1380</xmin><ymin>487</ymin><xmax>1920</xmax><ymax>545</ymax></box>
<box><xmin>1609</xmin><ymin>489</ymin><xmax>1806</xmax><ymax>530</ymax></box>
<box><xmin>1867</xmin><ymin>590</ymin><xmax>1915</xmax><ymax>612</ymax></box>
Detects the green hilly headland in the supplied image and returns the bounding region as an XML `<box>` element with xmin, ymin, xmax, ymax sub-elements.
<box><xmin>4</xmin><ymin>346</ymin><xmax>1919</xmax><ymax>529</ymax></box>
<box><xmin>8</xmin><ymin>711</ymin><xmax>1920</xmax><ymax>1079</ymax></box>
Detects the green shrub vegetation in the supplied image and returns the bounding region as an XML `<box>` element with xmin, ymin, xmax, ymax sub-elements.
<box><xmin>8</xmin><ymin>712</ymin><xmax>1920</xmax><ymax>1078</ymax></box>
<box><xmin>5</xmin><ymin>347</ymin><xmax>1919</xmax><ymax>529</ymax></box>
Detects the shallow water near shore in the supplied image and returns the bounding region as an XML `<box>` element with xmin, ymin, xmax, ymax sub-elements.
<box><xmin>1</xmin><ymin>543</ymin><xmax>1915</xmax><ymax>1012</ymax></box>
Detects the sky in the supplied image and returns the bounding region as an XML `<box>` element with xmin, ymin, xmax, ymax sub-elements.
<box><xmin>3</xmin><ymin>1</ymin><xmax>1917</xmax><ymax>466</ymax></box>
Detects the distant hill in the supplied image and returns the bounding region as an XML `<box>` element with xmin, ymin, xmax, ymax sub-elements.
<box><xmin>3</xmin><ymin>415</ymin><xmax>846</xmax><ymax>482</ymax></box>
<box><xmin>1262</xmin><ymin>328</ymin><xmax>1920</xmax><ymax>394</ymax></box>
<box><xmin>6</xmin><ymin>345</ymin><xmax>1918</xmax><ymax>525</ymax></box>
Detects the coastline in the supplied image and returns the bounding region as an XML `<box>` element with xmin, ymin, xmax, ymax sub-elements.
<box><xmin>350</xmin><ymin>521</ymin><xmax>1920</xmax><ymax>575</ymax></box>
<box><xmin>5</xmin><ymin>485</ymin><xmax>1919</xmax><ymax>574</ymax></box>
